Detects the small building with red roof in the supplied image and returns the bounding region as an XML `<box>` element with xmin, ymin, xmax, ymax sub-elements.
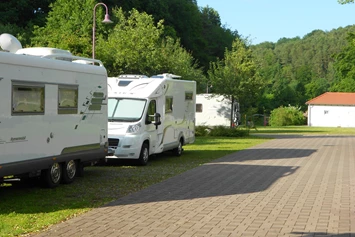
<box><xmin>306</xmin><ymin>92</ymin><xmax>355</xmax><ymax>127</ymax></box>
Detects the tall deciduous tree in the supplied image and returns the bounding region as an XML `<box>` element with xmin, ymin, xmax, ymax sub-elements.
<box><xmin>331</xmin><ymin>32</ymin><xmax>355</xmax><ymax>91</ymax></box>
<box><xmin>31</xmin><ymin>0</ymin><xmax>110</xmax><ymax>57</ymax></box>
<box><xmin>97</xmin><ymin>8</ymin><xmax>205</xmax><ymax>82</ymax></box>
<box><xmin>32</xmin><ymin>0</ymin><xmax>205</xmax><ymax>82</ymax></box>
<box><xmin>97</xmin><ymin>8</ymin><xmax>164</xmax><ymax>76</ymax></box>
<box><xmin>207</xmin><ymin>38</ymin><xmax>264</xmax><ymax>118</ymax></box>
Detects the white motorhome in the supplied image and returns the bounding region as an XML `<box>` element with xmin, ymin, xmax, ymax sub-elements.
<box><xmin>0</xmin><ymin>34</ymin><xmax>108</xmax><ymax>188</ymax></box>
<box><xmin>196</xmin><ymin>94</ymin><xmax>241</xmax><ymax>127</ymax></box>
<box><xmin>107</xmin><ymin>73</ymin><xmax>196</xmax><ymax>165</ymax></box>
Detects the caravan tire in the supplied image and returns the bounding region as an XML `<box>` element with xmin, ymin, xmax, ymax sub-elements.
<box><xmin>41</xmin><ymin>163</ymin><xmax>62</xmax><ymax>188</ymax></box>
<box><xmin>138</xmin><ymin>143</ymin><xmax>149</xmax><ymax>166</ymax></box>
<box><xmin>173</xmin><ymin>139</ymin><xmax>183</xmax><ymax>157</ymax></box>
<box><xmin>62</xmin><ymin>160</ymin><xmax>76</xmax><ymax>184</ymax></box>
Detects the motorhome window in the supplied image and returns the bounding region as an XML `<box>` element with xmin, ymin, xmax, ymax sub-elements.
<box><xmin>12</xmin><ymin>85</ymin><xmax>44</xmax><ymax>114</ymax></box>
<box><xmin>146</xmin><ymin>100</ymin><xmax>156</xmax><ymax>122</ymax></box>
<box><xmin>108</xmin><ymin>98</ymin><xmax>146</xmax><ymax>122</ymax></box>
<box><xmin>185</xmin><ymin>92</ymin><xmax>193</xmax><ymax>101</ymax></box>
<box><xmin>196</xmin><ymin>104</ymin><xmax>203</xmax><ymax>113</ymax></box>
<box><xmin>165</xmin><ymin>97</ymin><xmax>173</xmax><ymax>113</ymax></box>
<box><xmin>58</xmin><ymin>87</ymin><xmax>78</xmax><ymax>114</ymax></box>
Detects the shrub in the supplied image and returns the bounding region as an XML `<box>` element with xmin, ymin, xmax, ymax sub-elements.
<box><xmin>269</xmin><ymin>105</ymin><xmax>306</xmax><ymax>126</ymax></box>
<box><xmin>195</xmin><ymin>126</ymin><xmax>249</xmax><ymax>137</ymax></box>
<box><xmin>195</xmin><ymin>126</ymin><xmax>211</xmax><ymax>136</ymax></box>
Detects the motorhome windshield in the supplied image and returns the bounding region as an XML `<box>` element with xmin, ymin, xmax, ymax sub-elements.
<box><xmin>108</xmin><ymin>98</ymin><xmax>146</xmax><ymax>122</ymax></box>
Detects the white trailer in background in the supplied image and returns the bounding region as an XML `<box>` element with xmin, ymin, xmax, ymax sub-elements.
<box><xmin>195</xmin><ymin>94</ymin><xmax>240</xmax><ymax>127</ymax></box>
<box><xmin>107</xmin><ymin>73</ymin><xmax>196</xmax><ymax>165</ymax></box>
<box><xmin>0</xmin><ymin>33</ymin><xmax>108</xmax><ymax>188</ymax></box>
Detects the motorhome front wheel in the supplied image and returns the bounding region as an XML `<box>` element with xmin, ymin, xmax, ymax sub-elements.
<box><xmin>138</xmin><ymin>143</ymin><xmax>149</xmax><ymax>166</ymax></box>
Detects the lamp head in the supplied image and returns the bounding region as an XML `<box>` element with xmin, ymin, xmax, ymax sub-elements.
<box><xmin>102</xmin><ymin>14</ymin><xmax>113</xmax><ymax>24</ymax></box>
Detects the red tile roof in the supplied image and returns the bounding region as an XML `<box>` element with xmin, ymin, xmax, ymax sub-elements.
<box><xmin>306</xmin><ymin>92</ymin><xmax>355</xmax><ymax>106</ymax></box>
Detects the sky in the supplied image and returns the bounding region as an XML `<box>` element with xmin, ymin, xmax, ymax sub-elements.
<box><xmin>197</xmin><ymin>0</ymin><xmax>355</xmax><ymax>45</ymax></box>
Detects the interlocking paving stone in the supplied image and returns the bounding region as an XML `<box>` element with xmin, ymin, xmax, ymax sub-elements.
<box><xmin>30</xmin><ymin>135</ymin><xmax>355</xmax><ymax>237</ymax></box>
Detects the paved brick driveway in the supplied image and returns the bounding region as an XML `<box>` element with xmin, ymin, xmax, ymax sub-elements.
<box><xmin>32</xmin><ymin>135</ymin><xmax>355</xmax><ymax>237</ymax></box>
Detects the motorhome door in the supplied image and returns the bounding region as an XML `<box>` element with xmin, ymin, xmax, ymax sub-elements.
<box><xmin>145</xmin><ymin>100</ymin><xmax>159</xmax><ymax>153</ymax></box>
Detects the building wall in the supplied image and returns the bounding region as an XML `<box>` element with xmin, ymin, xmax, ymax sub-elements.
<box><xmin>308</xmin><ymin>105</ymin><xmax>355</xmax><ymax>127</ymax></box>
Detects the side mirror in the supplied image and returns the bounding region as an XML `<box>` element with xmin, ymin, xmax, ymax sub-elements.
<box><xmin>153</xmin><ymin>113</ymin><xmax>161</xmax><ymax>129</ymax></box>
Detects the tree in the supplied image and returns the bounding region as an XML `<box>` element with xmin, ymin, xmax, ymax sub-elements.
<box><xmin>108</xmin><ymin>0</ymin><xmax>236</xmax><ymax>72</ymax></box>
<box><xmin>198</xmin><ymin>6</ymin><xmax>237</xmax><ymax>71</ymax></box>
<box><xmin>0</xmin><ymin>0</ymin><xmax>53</xmax><ymax>27</ymax></box>
<box><xmin>331</xmin><ymin>32</ymin><xmax>355</xmax><ymax>91</ymax></box>
<box><xmin>97</xmin><ymin>8</ymin><xmax>164</xmax><ymax>76</ymax></box>
<box><xmin>338</xmin><ymin>0</ymin><xmax>354</xmax><ymax>3</ymax></box>
<box><xmin>31</xmin><ymin>0</ymin><xmax>108</xmax><ymax>57</ymax></box>
<box><xmin>0</xmin><ymin>0</ymin><xmax>54</xmax><ymax>46</ymax></box>
<box><xmin>30</xmin><ymin>0</ymin><xmax>205</xmax><ymax>82</ymax></box>
<box><xmin>97</xmin><ymin>8</ymin><xmax>205</xmax><ymax>82</ymax></box>
<box><xmin>207</xmin><ymin>37</ymin><xmax>264</xmax><ymax>124</ymax></box>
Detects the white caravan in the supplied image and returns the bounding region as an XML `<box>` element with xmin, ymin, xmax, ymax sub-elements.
<box><xmin>0</xmin><ymin>34</ymin><xmax>108</xmax><ymax>188</ymax></box>
<box><xmin>107</xmin><ymin>73</ymin><xmax>196</xmax><ymax>165</ymax></box>
<box><xmin>196</xmin><ymin>94</ymin><xmax>241</xmax><ymax>127</ymax></box>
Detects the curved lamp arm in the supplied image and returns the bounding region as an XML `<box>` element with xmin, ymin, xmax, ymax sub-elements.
<box><xmin>93</xmin><ymin>2</ymin><xmax>113</xmax><ymax>59</ymax></box>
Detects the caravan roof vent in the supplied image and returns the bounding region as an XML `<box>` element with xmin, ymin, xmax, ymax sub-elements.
<box><xmin>0</xmin><ymin>33</ymin><xmax>23</xmax><ymax>53</ymax></box>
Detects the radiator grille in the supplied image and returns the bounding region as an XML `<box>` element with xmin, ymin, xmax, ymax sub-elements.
<box><xmin>108</xmin><ymin>138</ymin><xmax>119</xmax><ymax>147</ymax></box>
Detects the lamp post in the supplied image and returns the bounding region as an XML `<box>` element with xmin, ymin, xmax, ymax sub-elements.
<box><xmin>92</xmin><ymin>2</ymin><xmax>113</xmax><ymax>59</ymax></box>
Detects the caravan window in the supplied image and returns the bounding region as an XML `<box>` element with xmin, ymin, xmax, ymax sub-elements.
<box><xmin>196</xmin><ymin>103</ymin><xmax>203</xmax><ymax>113</ymax></box>
<box><xmin>58</xmin><ymin>86</ymin><xmax>78</xmax><ymax>114</ymax></box>
<box><xmin>146</xmin><ymin>100</ymin><xmax>156</xmax><ymax>122</ymax></box>
<box><xmin>165</xmin><ymin>97</ymin><xmax>173</xmax><ymax>113</ymax></box>
<box><xmin>185</xmin><ymin>92</ymin><xmax>193</xmax><ymax>101</ymax></box>
<box><xmin>12</xmin><ymin>84</ymin><xmax>44</xmax><ymax>114</ymax></box>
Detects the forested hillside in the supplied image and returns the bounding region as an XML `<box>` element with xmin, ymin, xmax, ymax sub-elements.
<box><xmin>1</xmin><ymin>0</ymin><xmax>355</xmax><ymax>116</ymax></box>
<box><xmin>252</xmin><ymin>25</ymin><xmax>355</xmax><ymax>113</ymax></box>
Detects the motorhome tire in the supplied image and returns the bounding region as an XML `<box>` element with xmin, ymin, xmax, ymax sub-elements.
<box><xmin>41</xmin><ymin>163</ymin><xmax>62</xmax><ymax>188</ymax></box>
<box><xmin>173</xmin><ymin>139</ymin><xmax>183</xmax><ymax>156</ymax></box>
<box><xmin>138</xmin><ymin>143</ymin><xmax>149</xmax><ymax>166</ymax></box>
<box><xmin>62</xmin><ymin>160</ymin><xmax>76</xmax><ymax>184</ymax></box>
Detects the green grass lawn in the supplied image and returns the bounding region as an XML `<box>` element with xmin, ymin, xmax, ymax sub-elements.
<box><xmin>1</xmin><ymin>126</ymin><xmax>354</xmax><ymax>237</ymax></box>
<box><xmin>249</xmin><ymin>125</ymin><xmax>355</xmax><ymax>135</ymax></box>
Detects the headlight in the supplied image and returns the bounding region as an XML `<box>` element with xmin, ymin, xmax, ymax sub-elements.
<box><xmin>127</xmin><ymin>123</ymin><xmax>141</xmax><ymax>133</ymax></box>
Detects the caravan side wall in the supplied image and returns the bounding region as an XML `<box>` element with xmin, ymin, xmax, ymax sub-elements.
<box><xmin>0</xmin><ymin>51</ymin><xmax>108</xmax><ymax>178</ymax></box>
<box><xmin>195</xmin><ymin>94</ymin><xmax>233</xmax><ymax>127</ymax></box>
<box><xmin>161</xmin><ymin>80</ymin><xmax>196</xmax><ymax>150</ymax></box>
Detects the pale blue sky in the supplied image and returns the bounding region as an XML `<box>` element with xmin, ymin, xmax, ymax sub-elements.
<box><xmin>197</xmin><ymin>0</ymin><xmax>355</xmax><ymax>44</ymax></box>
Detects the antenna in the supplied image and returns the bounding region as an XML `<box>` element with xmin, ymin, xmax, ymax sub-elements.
<box><xmin>0</xmin><ymin>33</ymin><xmax>22</xmax><ymax>53</ymax></box>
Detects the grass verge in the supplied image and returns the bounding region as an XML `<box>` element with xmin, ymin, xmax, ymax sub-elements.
<box><xmin>0</xmin><ymin>136</ymin><xmax>269</xmax><ymax>237</ymax></box>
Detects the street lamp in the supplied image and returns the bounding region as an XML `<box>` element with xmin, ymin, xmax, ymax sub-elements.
<box><xmin>92</xmin><ymin>2</ymin><xmax>113</xmax><ymax>59</ymax></box>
